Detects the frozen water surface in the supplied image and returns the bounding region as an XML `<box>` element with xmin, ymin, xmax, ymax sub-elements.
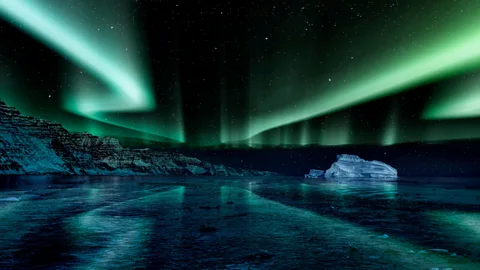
<box><xmin>0</xmin><ymin>176</ymin><xmax>479</xmax><ymax>269</ymax></box>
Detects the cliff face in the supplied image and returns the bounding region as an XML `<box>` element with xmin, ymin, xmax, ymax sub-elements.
<box><xmin>0</xmin><ymin>100</ymin><xmax>273</xmax><ymax>176</ymax></box>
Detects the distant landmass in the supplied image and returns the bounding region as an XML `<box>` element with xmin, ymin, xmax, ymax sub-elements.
<box><xmin>0</xmin><ymin>100</ymin><xmax>274</xmax><ymax>176</ymax></box>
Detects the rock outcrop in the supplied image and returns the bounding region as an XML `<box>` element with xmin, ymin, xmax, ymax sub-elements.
<box><xmin>324</xmin><ymin>154</ymin><xmax>397</xmax><ymax>178</ymax></box>
<box><xmin>0</xmin><ymin>100</ymin><xmax>274</xmax><ymax>176</ymax></box>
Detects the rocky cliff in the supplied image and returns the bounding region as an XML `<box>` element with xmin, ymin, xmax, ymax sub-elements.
<box><xmin>0</xmin><ymin>100</ymin><xmax>274</xmax><ymax>176</ymax></box>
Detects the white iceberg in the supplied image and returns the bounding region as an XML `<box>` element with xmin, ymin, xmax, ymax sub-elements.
<box><xmin>304</xmin><ymin>169</ymin><xmax>325</xmax><ymax>179</ymax></box>
<box><xmin>324</xmin><ymin>154</ymin><xmax>397</xmax><ymax>178</ymax></box>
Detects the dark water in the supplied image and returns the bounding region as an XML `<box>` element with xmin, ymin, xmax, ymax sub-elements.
<box><xmin>0</xmin><ymin>176</ymin><xmax>479</xmax><ymax>270</ymax></box>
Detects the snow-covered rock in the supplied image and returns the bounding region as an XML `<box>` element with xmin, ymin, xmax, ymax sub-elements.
<box><xmin>304</xmin><ymin>169</ymin><xmax>324</xmax><ymax>179</ymax></box>
<box><xmin>324</xmin><ymin>154</ymin><xmax>397</xmax><ymax>178</ymax></box>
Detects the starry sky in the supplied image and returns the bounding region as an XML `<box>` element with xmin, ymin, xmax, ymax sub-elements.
<box><xmin>1</xmin><ymin>0</ymin><xmax>480</xmax><ymax>148</ymax></box>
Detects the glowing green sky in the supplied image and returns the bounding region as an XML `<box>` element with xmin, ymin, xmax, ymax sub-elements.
<box><xmin>423</xmin><ymin>73</ymin><xmax>480</xmax><ymax>120</ymax></box>
<box><xmin>0</xmin><ymin>0</ymin><xmax>184</xmax><ymax>142</ymax></box>
<box><xmin>382</xmin><ymin>102</ymin><xmax>399</xmax><ymax>146</ymax></box>
<box><xmin>2</xmin><ymin>0</ymin><xmax>480</xmax><ymax>147</ymax></box>
<box><xmin>231</xmin><ymin>0</ymin><xmax>480</xmax><ymax>145</ymax></box>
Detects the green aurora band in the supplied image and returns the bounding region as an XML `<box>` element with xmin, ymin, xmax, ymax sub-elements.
<box><xmin>244</xmin><ymin>111</ymin><xmax>352</xmax><ymax>147</ymax></box>
<box><xmin>233</xmin><ymin>0</ymin><xmax>480</xmax><ymax>144</ymax></box>
<box><xmin>382</xmin><ymin>102</ymin><xmax>399</xmax><ymax>146</ymax></box>
<box><xmin>0</xmin><ymin>0</ymin><xmax>185</xmax><ymax>142</ymax></box>
<box><xmin>423</xmin><ymin>74</ymin><xmax>480</xmax><ymax>120</ymax></box>
<box><xmin>2</xmin><ymin>1</ymin><xmax>480</xmax><ymax>147</ymax></box>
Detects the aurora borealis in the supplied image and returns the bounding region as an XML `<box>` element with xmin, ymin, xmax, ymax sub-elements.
<box><xmin>0</xmin><ymin>0</ymin><xmax>184</xmax><ymax>142</ymax></box>
<box><xmin>2</xmin><ymin>0</ymin><xmax>480</xmax><ymax>147</ymax></box>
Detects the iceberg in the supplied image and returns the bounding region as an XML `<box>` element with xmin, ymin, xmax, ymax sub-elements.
<box><xmin>324</xmin><ymin>154</ymin><xmax>397</xmax><ymax>178</ymax></box>
<box><xmin>304</xmin><ymin>169</ymin><xmax>325</xmax><ymax>179</ymax></box>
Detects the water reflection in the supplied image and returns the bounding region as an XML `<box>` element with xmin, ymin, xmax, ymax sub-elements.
<box><xmin>67</xmin><ymin>186</ymin><xmax>185</xmax><ymax>269</ymax></box>
<box><xmin>231</xmin><ymin>187</ymin><xmax>465</xmax><ymax>269</ymax></box>
<box><xmin>428</xmin><ymin>211</ymin><xmax>480</xmax><ymax>259</ymax></box>
<box><xmin>0</xmin><ymin>176</ymin><xmax>478</xmax><ymax>269</ymax></box>
<box><xmin>301</xmin><ymin>179</ymin><xmax>399</xmax><ymax>200</ymax></box>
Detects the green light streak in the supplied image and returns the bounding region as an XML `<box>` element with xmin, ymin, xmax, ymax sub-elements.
<box><xmin>320</xmin><ymin>113</ymin><xmax>351</xmax><ymax>146</ymax></box>
<box><xmin>245</xmin><ymin>112</ymin><xmax>353</xmax><ymax>147</ymax></box>
<box><xmin>300</xmin><ymin>121</ymin><xmax>310</xmax><ymax>146</ymax></box>
<box><xmin>382</xmin><ymin>104</ymin><xmax>399</xmax><ymax>146</ymax></box>
<box><xmin>236</xmin><ymin>1</ymin><xmax>480</xmax><ymax>143</ymax></box>
<box><xmin>270</xmin><ymin>128</ymin><xmax>281</xmax><ymax>146</ymax></box>
<box><xmin>382</xmin><ymin>122</ymin><xmax>397</xmax><ymax>146</ymax></box>
<box><xmin>379</xmin><ymin>118</ymin><xmax>480</xmax><ymax>144</ymax></box>
<box><xmin>281</xmin><ymin>126</ymin><xmax>293</xmax><ymax>147</ymax></box>
<box><xmin>0</xmin><ymin>0</ymin><xmax>151</xmax><ymax>108</ymax></box>
<box><xmin>0</xmin><ymin>0</ymin><xmax>185</xmax><ymax>142</ymax></box>
<box><xmin>247</xmin><ymin>35</ymin><xmax>480</xmax><ymax>140</ymax></box>
<box><xmin>423</xmin><ymin>75</ymin><xmax>480</xmax><ymax>119</ymax></box>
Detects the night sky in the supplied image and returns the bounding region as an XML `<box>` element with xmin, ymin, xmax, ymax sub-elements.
<box><xmin>1</xmin><ymin>0</ymin><xmax>480</xmax><ymax>147</ymax></box>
